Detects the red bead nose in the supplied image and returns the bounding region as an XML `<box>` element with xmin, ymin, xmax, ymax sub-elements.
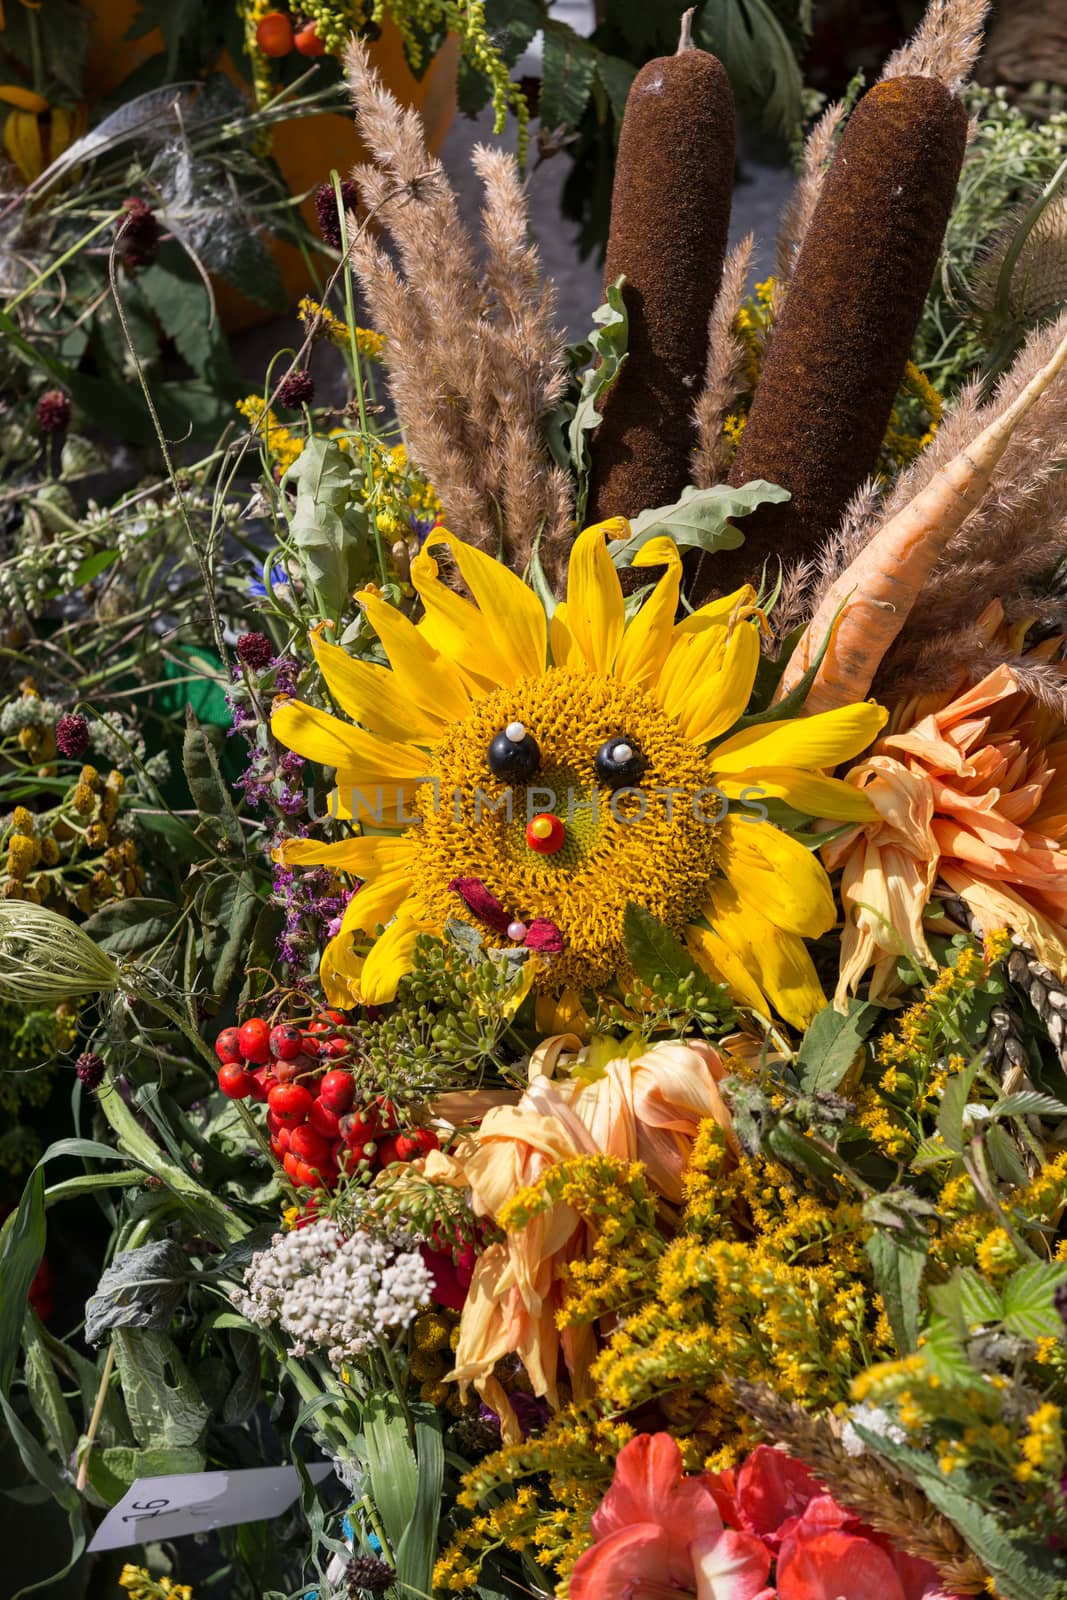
<box><xmin>526</xmin><ymin>812</ymin><xmax>565</xmax><ymax>855</ymax></box>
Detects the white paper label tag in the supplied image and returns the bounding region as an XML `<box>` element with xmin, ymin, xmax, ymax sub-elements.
<box><xmin>88</xmin><ymin>1463</ymin><xmax>334</xmax><ymax>1551</ymax></box>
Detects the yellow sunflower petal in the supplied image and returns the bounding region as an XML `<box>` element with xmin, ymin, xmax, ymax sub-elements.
<box><xmin>561</xmin><ymin>519</ymin><xmax>627</xmax><ymax>674</ymax></box>
<box><xmin>272</xmin><ymin>698</ymin><xmax>427</xmax><ymax>780</ymax></box>
<box><xmin>683</xmin><ymin>922</ymin><xmax>770</xmax><ymax>1016</ymax></box>
<box><xmin>704</xmin><ymin>879</ymin><xmax>825</xmax><ymax>1029</ymax></box>
<box><xmin>674</xmin><ymin>585</ymin><xmax>758</xmax><ymax>635</ymax></box>
<box><xmin>710</xmin><ymin>701</ymin><xmax>888</xmax><ymax>775</ymax></box>
<box><xmin>549</xmin><ymin>601</ymin><xmax>579</xmax><ymax>670</ymax></box>
<box><xmin>422</xmin><ymin>528</ymin><xmax>547</xmax><ymax>683</ymax></box>
<box><xmin>718</xmin><ymin>815</ymin><xmax>837</xmax><ymax>938</ymax></box>
<box><xmin>656</xmin><ymin>621</ymin><xmax>760</xmax><ymax>744</ymax></box>
<box><xmin>330</xmin><ymin>776</ymin><xmax>422</xmax><ymax>828</ymax></box>
<box><xmin>678</xmin><ymin>621</ymin><xmax>762</xmax><ymax>745</ymax></box>
<box><xmin>342</xmin><ymin>868</ymin><xmax>415</xmax><ymax>935</ymax></box>
<box><xmin>359</xmin><ymin>912</ymin><xmax>427</xmax><ymax>1004</ymax></box>
<box><xmin>360</xmin><ymin>588</ymin><xmax>472</xmax><ymax>724</ymax></box>
<box><xmin>408</xmin><ymin>546</ymin><xmax>500</xmax><ymax>690</ymax></box>
<box><xmin>716</xmin><ymin>770</ymin><xmax>878</xmax><ymax>822</ymax></box>
<box><xmin>310</xmin><ymin>628</ymin><xmax>446</xmax><ymax>743</ymax></box>
<box><xmin>614</xmin><ymin>541</ymin><xmax>682</xmax><ymax>692</ymax></box>
<box><xmin>319</xmin><ymin>935</ymin><xmax>365</xmax><ymax>1009</ymax></box>
<box><xmin>275</xmin><ymin>833</ymin><xmax>415</xmax><ymax>874</ymax></box>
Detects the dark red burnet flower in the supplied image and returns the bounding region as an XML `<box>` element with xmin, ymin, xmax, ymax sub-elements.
<box><xmin>276</xmin><ymin>369</ymin><xmax>315</xmax><ymax>409</ymax></box>
<box><xmin>117</xmin><ymin>196</ymin><xmax>161</xmax><ymax>270</ymax></box>
<box><xmin>37</xmin><ymin>390</ymin><xmax>71</xmax><ymax>435</ymax></box>
<box><xmin>345</xmin><ymin>1555</ymin><xmax>394</xmax><ymax>1596</ymax></box>
<box><xmin>236</xmin><ymin>632</ymin><xmax>274</xmax><ymax>671</ymax></box>
<box><xmin>75</xmin><ymin>1051</ymin><xmax>105</xmax><ymax>1091</ymax></box>
<box><xmin>55</xmin><ymin>712</ymin><xmax>89</xmax><ymax>758</ymax></box>
<box><xmin>315</xmin><ymin>178</ymin><xmax>359</xmax><ymax>250</ymax></box>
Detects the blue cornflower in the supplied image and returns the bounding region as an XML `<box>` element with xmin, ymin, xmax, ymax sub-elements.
<box><xmin>248</xmin><ymin>564</ymin><xmax>289</xmax><ymax>600</ymax></box>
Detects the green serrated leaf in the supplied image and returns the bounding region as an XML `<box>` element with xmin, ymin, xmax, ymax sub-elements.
<box><xmin>594</xmin><ymin>53</ymin><xmax>636</xmax><ymax>122</ymax></box>
<box><xmin>621</xmin><ymin>903</ymin><xmax>724</xmax><ymax>1006</ymax></box>
<box><xmin>696</xmin><ymin>0</ymin><xmax>804</xmax><ymax>138</ymax></box>
<box><xmin>863</xmin><ymin>1199</ymin><xmax>928</xmax><ymax>1353</ymax></box>
<box><xmin>540</xmin><ymin>22</ymin><xmax>597</xmax><ymax>130</ymax></box>
<box><xmin>182</xmin><ymin>713</ymin><xmax>245</xmax><ymax>852</ymax></box>
<box><xmin>608</xmin><ymin>481</ymin><xmax>789</xmax><ymax>566</ymax></box>
<box><xmin>112</xmin><ymin>1329</ymin><xmax>210</xmax><ymax>1451</ymax></box>
<box><xmin>993</xmin><ymin>1090</ymin><xmax>1067</xmax><ymax>1119</ymax></box>
<box><xmin>937</xmin><ymin>1058</ymin><xmax>982</xmax><ymax>1154</ymax></box>
<box><xmin>82</xmin><ymin>898</ymin><xmax>178</xmax><ymax>958</ymax></box>
<box><xmin>917</xmin><ymin>1314</ymin><xmax>977</xmax><ymax>1388</ymax></box>
<box><xmin>1001</xmin><ymin>1261</ymin><xmax>1067</xmax><ymax>1342</ymax></box>
<box><xmin>852</xmin><ymin>1424</ymin><xmax>1067</xmax><ymax>1600</ymax></box>
<box><xmin>958</xmin><ymin>1267</ymin><xmax>1004</xmax><ymax>1327</ymax></box>
<box><xmin>797</xmin><ymin>999</ymin><xmax>877</xmax><ymax>1093</ymax></box>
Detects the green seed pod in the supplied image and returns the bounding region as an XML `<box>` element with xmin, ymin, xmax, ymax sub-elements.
<box><xmin>695</xmin><ymin>76</ymin><xmax>967</xmax><ymax>599</ymax></box>
<box><xmin>587</xmin><ymin>15</ymin><xmax>735</xmax><ymax>527</ymax></box>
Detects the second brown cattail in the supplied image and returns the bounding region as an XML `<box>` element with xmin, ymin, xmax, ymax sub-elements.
<box><xmin>587</xmin><ymin>12</ymin><xmax>735</xmax><ymax>527</ymax></box>
<box><xmin>692</xmin><ymin>75</ymin><xmax>968</xmax><ymax>600</ymax></box>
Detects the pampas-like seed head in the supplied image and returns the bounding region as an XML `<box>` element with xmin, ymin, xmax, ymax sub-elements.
<box><xmin>0</xmin><ymin>902</ymin><xmax>120</xmax><ymax>1003</ymax></box>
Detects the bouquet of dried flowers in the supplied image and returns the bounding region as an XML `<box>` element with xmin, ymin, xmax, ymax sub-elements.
<box><xmin>5</xmin><ymin>2</ymin><xmax>1067</xmax><ymax>1598</ymax></box>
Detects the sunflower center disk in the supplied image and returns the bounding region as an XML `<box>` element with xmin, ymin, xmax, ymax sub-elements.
<box><xmin>411</xmin><ymin>666</ymin><xmax>721</xmax><ymax>991</ymax></box>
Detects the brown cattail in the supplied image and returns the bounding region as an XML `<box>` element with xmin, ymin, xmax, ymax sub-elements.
<box><xmin>692</xmin><ymin>76</ymin><xmax>967</xmax><ymax>601</ymax></box>
<box><xmin>587</xmin><ymin>10</ymin><xmax>735</xmax><ymax>526</ymax></box>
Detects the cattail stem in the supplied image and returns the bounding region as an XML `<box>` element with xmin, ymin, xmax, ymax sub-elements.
<box><xmin>677</xmin><ymin>8</ymin><xmax>695</xmax><ymax>51</ymax></box>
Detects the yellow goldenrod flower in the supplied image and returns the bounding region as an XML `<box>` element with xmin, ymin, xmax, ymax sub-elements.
<box><xmin>118</xmin><ymin>1564</ymin><xmax>194</xmax><ymax>1600</ymax></box>
<box><xmin>1015</xmin><ymin>1401</ymin><xmax>1064</xmax><ymax>1483</ymax></box>
<box><xmin>236</xmin><ymin>395</ymin><xmax>304</xmax><ymax>472</ymax></box>
<box><xmin>297</xmin><ymin>295</ymin><xmax>386</xmax><ymax>360</ymax></box>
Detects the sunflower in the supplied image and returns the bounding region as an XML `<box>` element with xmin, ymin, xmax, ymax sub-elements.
<box><xmin>272</xmin><ymin>521</ymin><xmax>886</xmax><ymax>1028</ymax></box>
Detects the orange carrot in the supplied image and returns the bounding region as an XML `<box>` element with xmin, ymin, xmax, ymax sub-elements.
<box><xmin>776</xmin><ymin>319</ymin><xmax>1067</xmax><ymax>715</ymax></box>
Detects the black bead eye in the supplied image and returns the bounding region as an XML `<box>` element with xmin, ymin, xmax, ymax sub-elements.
<box><xmin>487</xmin><ymin>720</ymin><xmax>540</xmax><ymax>782</ymax></box>
<box><xmin>595</xmin><ymin>735</ymin><xmax>645</xmax><ymax>791</ymax></box>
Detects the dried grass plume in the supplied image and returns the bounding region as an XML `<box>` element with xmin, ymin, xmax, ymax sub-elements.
<box><xmin>879</xmin><ymin>0</ymin><xmax>989</xmax><ymax>86</ymax></box>
<box><xmin>343</xmin><ymin>41</ymin><xmax>572</xmax><ymax>581</ymax></box>
<box><xmin>690</xmin><ymin>233</ymin><xmax>753</xmax><ymax>489</ymax></box>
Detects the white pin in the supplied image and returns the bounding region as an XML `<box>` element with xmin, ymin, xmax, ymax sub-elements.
<box><xmin>613</xmin><ymin>743</ymin><xmax>634</xmax><ymax>763</ymax></box>
<box><xmin>505</xmin><ymin>721</ymin><xmax>526</xmax><ymax>743</ymax></box>
<box><xmin>507</xmin><ymin>921</ymin><xmax>528</xmax><ymax>941</ymax></box>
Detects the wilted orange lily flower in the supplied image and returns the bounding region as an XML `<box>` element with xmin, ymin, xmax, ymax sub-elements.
<box><xmin>448</xmin><ymin>1033</ymin><xmax>737</xmax><ymax>1439</ymax></box>
<box><xmin>825</xmin><ymin>658</ymin><xmax>1067</xmax><ymax>1005</ymax></box>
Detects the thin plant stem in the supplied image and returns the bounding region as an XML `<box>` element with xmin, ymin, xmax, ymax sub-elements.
<box><xmin>4</xmin><ymin>210</ymin><xmax>123</xmax><ymax>317</ymax></box>
<box><xmin>75</xmin><ymin>1342</ymin><xmax>116</xmax><ymax>1493</ymax></box>
<box><xmin>331</xmin><ymin>167</ymin><xmax>386</xmax><ymax>587</ymax></box>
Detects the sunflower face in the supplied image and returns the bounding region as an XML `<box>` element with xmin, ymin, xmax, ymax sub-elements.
<box><xmin>413</xmin><ymin>666</ymin><xmax>719</xmax><ymax>991</ymax></box>
<box><xmin>273</xmin><ymin>521</ymin><xmax>888</xmax><ymax>1029</ymax></box>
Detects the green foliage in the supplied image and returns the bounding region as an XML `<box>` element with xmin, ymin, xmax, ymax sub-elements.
<box><xmin>284</xmin><ymin>436</ymin><xmax>376</xmax><ymax>619</ymax></box>
<box><xmin>607</xmin><ymin>480</ymin><xmax>790</xmax><ymax>565</ymax></box>
<box><xmin>551</xmin><ymin>276</ymin><xmax>629</xmax><ymax>525</ymax></box>
<box><xmin>912</xmin><ymin>86</ymin><xmax>1067</xmax><ymax>395</ymax></box>
<box><xmin>796</xmin><ymin>999</ymin><xmax>877</xmax><ymax>1094</ymax></box>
